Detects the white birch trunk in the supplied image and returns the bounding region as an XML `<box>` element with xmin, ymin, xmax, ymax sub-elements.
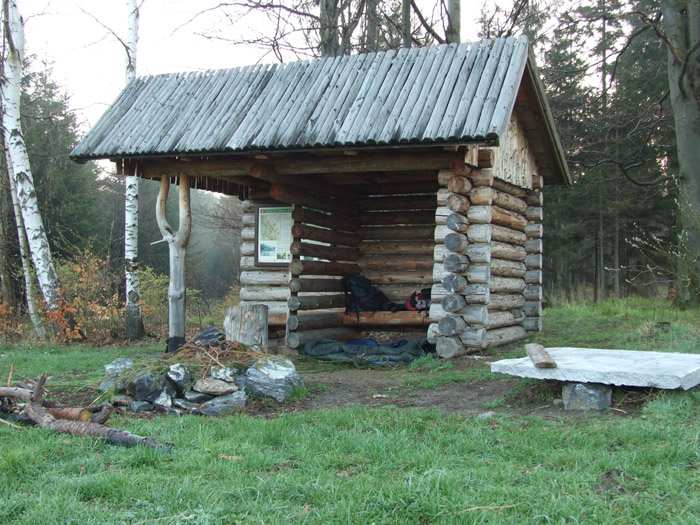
<box><xmin>123</xmin><ymin>0</ymin><xmax>143</xmax><ymax>339</ymax></box>
<box><xmin>4</xmin><ymin>148</ymin><xmax>46</xmax><ymax>339</ymax></box>
<box><xmin>1</xmin><ymin>0</ymin><xmax>60</xmax><ymax>313</ymax></box>
<box><xmin>156</xmin><ymin>175</ymin><xmax>191</xmax><ymax>351</ymax></box>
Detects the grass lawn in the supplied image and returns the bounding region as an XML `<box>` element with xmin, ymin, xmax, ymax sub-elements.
<box><xmin>1</xmin><ymin>299</ymin><xmax>699</xmax><ymax>523</ymax></box>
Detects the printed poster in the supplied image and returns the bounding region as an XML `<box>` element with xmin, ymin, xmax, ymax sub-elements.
<box><xmin>256</xmin><ymin>206</ymin><xmax>292</xmax><ymax>264</ymax></box>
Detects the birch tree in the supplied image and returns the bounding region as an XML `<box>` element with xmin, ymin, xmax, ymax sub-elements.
<box><xmin>124</xmin><ymin>0</ymin><xmax>144</xmax><ymax>339</ymax></box>
<box><xmin>3</xmin><ymin>147</ymin><xmax>46</xmax><ymax>338</ymax></box>
<box><xmin>155</xmin><ymin>175</ymin><xmax>191</xmax><ymax>352</ymax></box>
<box><xmin>1</xmin><ymin>0</ymin><xmax>61</xmax><ymax>314</ymax></box>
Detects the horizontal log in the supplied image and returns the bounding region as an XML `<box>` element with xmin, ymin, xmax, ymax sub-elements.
<box><xmin>491</xmin><ymin>224</ymin><xmax>527</xmax><ymax>246</ymax></box>
<box><xmin>486</xmin><ymin>325</ymin><xmax>527</xmax><ymax>347</ymax></box>
<box><xmin>289</xmin><ymin>277</ymin><xmax>342</xmax><ymax>293</ymax></box>
<box><xmin>447</xmin><ymin>193</ymin><xmax>471</xmax><ymax>214</ymax></box>
<box><xmin>427</xmin><ymin>323</ymin><xmax>440</xmax><ymax>344</ymax></box>
<box><xmin>434</xmin><ymin>244</ymin><xmax>448</xmax><ymax>263</ymax></box>
<box><xmin>446</xmin><ymin>212</ymin><xmax>469</xmax><ymax>233</ymax></box>
<box><xmin>460</xmin><ymin>327</ymin><xmax>488</xmax><ymax>348</ymax></box>
<box><xmin>469</xmin><ymin>186</ymin><xmax>493</xmax><ymax>206</ymax></box>
<box><xmin>524</xmin><ymin>191</ymin><xmax>543</xmax><ymax>207</ymax></box>
<box><xmin>291</xmin><ymin>223</ymin><xmax>358</xmax><ymax>247</ymax></box>
<box><xmin>445</xmin><ymin>232</ymin><xmax>469</xmax><ymax>253</ymax></box>
<box><xmin>524</xmin><ymin>269</ymin><xmax>542</xmax><ymax>285</ymax></box>
<box><xmin>240</xmin><ymin>271</ymin><xmax>290</xmax><ymax>286</ymax></box>
<box><xmin>436</xmin><ymin>336</ymin><xmax>467</xmax><ymax>358</ymax></box>
<box><xmin>478</xmin><ymin>149</ymin><xmax>495</xmax><ymax>169</ymax></box>
<box><xmin>467</xmin><ymin>169</ymin><xmax>494</xmax><ymax>187</ymax></box>
<box><xmin>462</xmin><ymin>305</ymin><xmax>489</xmax><ymax>325</ymax></box>
<box><xmin>290</xmin><ymin>260</ymin><xmax>359</xmax><ymax>276</ymax></box>
<box><xmin>447</xmin><ymin>174</ymin><xmax>473</xmax><ymax>196</ymax></box>
<box><xmin>435</xmin><ymin>224</ymin><xmax>451</xmax><ymax>243</ymax></box>
<box><xmin>290</xmin><ymin>241</ymin><xmax>359</xmax><ymax>262</ymax></box>
<box><xmin>240</xmin><ymin>287</ymin><xmax>290</xmax><ymax>302</ymax></box>
<box><xmin>523</xmin><ymin>301</ymin><xmax>543</xmax><ymax>317</ymax></box>
<box><xmin>525</xmin><ymin>206</ymin><xmax>544</xmax><ymax>222</ymax></box>
<box><xmin>532</xmin><ymin>174</ymin><xmax>543</xmax><ymax>190</ymax></box>
<box><xmin>524</xmin><ymin>285</ymin><xmax>543</xmax><ymax>302</ymax></box>
<box><xmin>363</xmin><ymin>181</ymin><xmax>439</xmax><ymax>195</ymax></box>
<box><xmin>490</xmin><ymin>259</ymin><xmax>527</xmax><ymax>278</ymax></box>
<box><xmin>361</xmin><ymin>241</ymin><xmax>434</xmax><ymax>256</ymax></box>
<box><xmin>442</xmin><ymin>273</ymin><xmax>467</xmax><ymax>293</ymax></box>
<box><xmin>486</xmin><ymin>310</ymin><xmax>517</xmax><ymax>329</ymax></box>
<box><xmin>286</xmin><ymin>327</ymin><xmax>358</xmax><ymax>349</ymax></box>
<box><xmin>525</xmin><ymin>223</ymin><xmax>543</xmax><ymax>239</ymax></box>
<box><xmin>467</xmin><ymin>223</ymin><xmax>492</xmax><ymax>243</ymax></box>
<box><xmin>435</xmin><ymin>206</ymin><xmax>451</xmax><ymax>225</ymax></box>
<box><xmin>488</xmin><ymin>294</ymin><xmax>526</xmax><ymax>310</ymax></box>
<box><xmin>437</xmin><ymin>169</ymin><xmax>453</xmax><ymax>186</ymax></box>
<box><xmin>492</xmin><ymin>189</ymin><xmax>528</xmax><ymax>214</ymax></box>
<box><xmin>239</xmin><ymin>300</ymin><xmax>287</xmax><ymax>315</ymax></box>
<box><xmin>378</xmin><ymin>284</ymin><xmax>420</xmax><ymax>302</ymax></box>
<box><xmin>339</xmin><ymin>311</ymin><xmax>431</xmax><ymax>327</ymax></box>
<box><xmin>525</xmin><ymin>239</ymin><xmax>543</xmax><ymax>254</ymax></box>
<box><xmin>287</xmin><ymin>312</ymin><xmax>343</xmax><ymax>331</ymax></box>
<box><xmin>291</xmin><ymin>207</ymin><xmax>358</xmax><ymax>232</ymax></box>
<box><xmin>523</xmin><ymin>317</ymin><xmax>543</xmax><ymax>332</ymax></box>
<box><xmin>239</xmin><ymin>256</ymin><xmax>256</xmax><ymax>270</ymax></box>
<box><xmin>438</xmin><ymin>315</ymin><xmax>467</xmax><ymax>336</ymax></box>
<box><xmin>430</xmin><ymin>283</ymin><xmax>447</xmax><ymax>303</ymax></box>
<box><xmin>437</xmin><ymin>188</ymin><xmax>451</xmax><ymax>206</ymax></box>
<box><xmin>242</xmin><ymin>213</ymin><xmax>256</xmax><ymax>227</ymax></box>
<box><xmin>358</xmin><ymin>225</ymin><xmax>434</xmax><ymax>240</ymax></box>
<box><xmin>361</xmin><ymin>271</ymin><xmax>433</xmax><ymax>285</ymax></box>
<box><xmin>287</xmin><ymin>294</ymin><xmax>346</xmax><ymax>311</ymax></box>
<box><xmin>241</xmin><ymin>226</ymin><xmax>255</xmax><ymax>241</ymax></box>
<box><xmin>433</xmin><ymin>263</ymin><xmax>450</xmax><ymax>284</ymax></box>
<box><xmin>467</xmin><ymin>205</ymin><xmax>492</xmax><ymax>224</ymax></box>
<box><xmin>466</xmin><ymin>264</ymin><xmax>490</xmax><ymax>284</ymax></box>
<box><xmin>270</xmin><ymin>184</ymin><xmax>358</xmax><ymax>217</ymax></box>
<box><xmin>465</xmin><ymin>243</ymin><xmax>491</xmax><ymax>264</ymax></box>
<box><xmin>357</xmin><ymin>255</ymin><xmax>434</xmax><ymax>272</ymax></box>
<box><xmin>241</xmin><ymin>200</ymin><xmax>256</xmax><ymax>213</ymax></box>
<box><xmin>489</xmin><ymin>277</ymin><xmax>526</xmax><ymax>294</ymax></box>
<box><xmin>444</xmin><ymin>253</ymin><xmax>470</xmax><ymax>274</ymax></box>
<box><xmin>491</xmin><ymin>241</ymin><xmax>527</xmax><ymax>262</ymax></box>
<box><xmin>525</xmin><ymin>254</ymin><xmax>543</xmax><ymax>269</ymax></box>
<box><xmin>241</xmin><ymin>241</ymin><xmax>255</xmax><ymax>256</ymax></box>
<box><xmin>463</xmin><ymin>283</ymin><xmax>490</xmax><ymax>305</ymax></box>
<box><xmin>360</xmin><ymin>210</ymin><xmax>435</xmax><ymax>226</ymax></box>
<box><xmin>491</xmin><ymin>205</ymin><xmax>527</xmax><ymax>232</ymax></box>
<box><xmin>357</xmin><ymin>194</ymin><xmax>437</xmax><ymax>211</ymax></box>
<box><xmin>492</xmin><ymin>177</ymin><xmax>527</xmax><ymax>197</ymax></box>
<box><xmin>251</xmin><ymin>164</ymin><xmax>359</xmax><ymax>200</ymax></box>
<box><xmin>428</xmin><ymin>302</ymin><xmax>447</xmax><ymax>321</ymax></box>
<box><xmin>442</xmin><ymin>294</ymin><xmax>466</xmax><ymax>313</ymax></box>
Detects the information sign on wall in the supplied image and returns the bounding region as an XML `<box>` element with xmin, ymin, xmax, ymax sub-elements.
<box><xmin>255</xmin><ymin>206</ymin><xmax>293</xmax><ymax>266</ymax></box>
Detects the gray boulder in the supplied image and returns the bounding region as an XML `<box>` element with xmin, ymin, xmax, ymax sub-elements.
<box><xmin>104</xmin><ymin>358</ymin><xmax>133</xmax><ymax>376</ymax></box>
<box><xmin>184</xmin><ymin>390</ymin><xmax>214</xmax><ymax>403</ymax></box>
<box><xmin>127</xmin><ymin>371</ymin><xmax>164</xmax><ymax>403</ymax></box>
<box><xmin>245</xmin><ymin>358</ymin><xmax>303</xmax><ymax>402</ymax></box>
<box><xmin>210</xmin><ymin>367</ymin><xmax>237</xmax><ymax>382</ymax></box>
<box><xmin>192</xmin><ymin>377</ymin><xmax>239</xmax><ymax>396</ymax></box>
<box><xmin>562</xmin><ymin>383</ymin><xmax>612</xmax><ymax>410</ymax></box>
<box><xmin>194</xmin><ymin>391</ymin><xmax>247</xmax><ymax>416</ymax></box>
<box><xmin>130</xmin><ymin>400</ymin><xmax>153</xmax><ymax>413</ymax></box>
<box><xmin>166</xmin><ymin>363</ymin><xmax>191</xmax><ymax>395</ymax></box>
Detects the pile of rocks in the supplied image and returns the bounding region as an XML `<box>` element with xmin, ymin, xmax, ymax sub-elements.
<box><xmin>100</xmin><ymin>354</ymin><xmax>303</xmax><ymax>417</ymax></box>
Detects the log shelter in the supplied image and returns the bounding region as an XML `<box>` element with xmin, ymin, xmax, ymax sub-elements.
<box><xmin>71</xmin><ymin>36</ymin><xmax>571</xmax><ymax>357</ymax></box>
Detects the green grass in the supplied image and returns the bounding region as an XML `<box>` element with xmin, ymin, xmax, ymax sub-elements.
<box><xmin>2</xmin><ymin>298</ymin><xmax>700</xmax><ymax>523</ymax></box>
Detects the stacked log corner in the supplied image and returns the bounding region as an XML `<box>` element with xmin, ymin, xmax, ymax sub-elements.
<box><xmin>240</xmin><ymin>199</ymin><xmax>289</xmax><ymax>344</ymax></box>
<box><xmin>432</xmin><ymin>153</ymin><xmax>536</xmax><ymax>358</ymax></box>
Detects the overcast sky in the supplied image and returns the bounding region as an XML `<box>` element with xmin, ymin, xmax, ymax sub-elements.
<box><xmin>20</xmin><ymin>0</ymin><xmax>486</xmax><ymax>132</ymax></box>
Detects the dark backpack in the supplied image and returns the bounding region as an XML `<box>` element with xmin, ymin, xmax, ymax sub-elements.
<box><xmin>342</xmin><ymin>273</ymin><xmax>394</xmax><ymax>318</ymax></box>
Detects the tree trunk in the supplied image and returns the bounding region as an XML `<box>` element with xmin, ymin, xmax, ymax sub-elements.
<box><xmin>124</xmin><ymin>0</ymin><xmax>144</xmax><ymax>340</ymax></box>
<box><xmin>156</xmin><ymin>175</ymin><xmax>191</xmax><ymax>351</ymax></box>
<box><xmin>662</xmin><ymin>0</ymin><xmax>700</xmax><ymax>304</ymax></box>
<box><xmin>1</xmin><ymin>0</ymin><xmax>61</xmax><ymax>313</ymax></box>
<box><xmin>446</xmin><ymin>0</ymin><xmax>461</xmax><ymax>43</ymax></box>
<box><xmin>4</xmin><ymin>148</ymin><xmax>46</xmax><ymax>339</ymax></box>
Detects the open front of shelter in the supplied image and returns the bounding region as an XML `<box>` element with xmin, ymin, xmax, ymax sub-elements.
<box><xmin>71</xmin><ymin>35</ymin><xmax>571</xmax><ymax>357</ymax></box>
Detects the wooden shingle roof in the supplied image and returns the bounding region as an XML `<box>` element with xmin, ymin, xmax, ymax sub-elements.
<box><xmin>71</xmin><ymin>36</ymin><xmax>570</xmax><ymax>185</ymax></box>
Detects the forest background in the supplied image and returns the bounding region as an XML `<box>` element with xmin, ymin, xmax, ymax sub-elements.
<box><xmin>0</xmin><ymin>0</ymin><xmax>690</xmax><ymax>342</ymax></box>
